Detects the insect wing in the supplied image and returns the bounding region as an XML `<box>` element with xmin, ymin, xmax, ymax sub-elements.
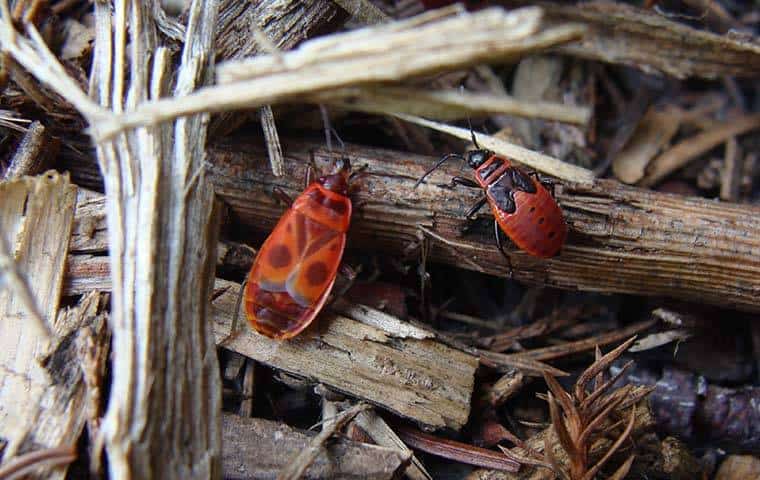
<box><xmin>244</xmin><ymin>208</ymin><xmax>345</xmax><ymax>339</ymax></box>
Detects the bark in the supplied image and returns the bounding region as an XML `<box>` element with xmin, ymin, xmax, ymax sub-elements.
<box><xmin>208</xmin><ymin>138</ymin><xmax>760</xmax><ymax>313</ymax></box>
<box><xmin>89</xmin><ymin>1</ymin><xmax>222</xmax><ymax>478</ymax></box>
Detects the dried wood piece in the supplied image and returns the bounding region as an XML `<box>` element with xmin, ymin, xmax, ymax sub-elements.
<box><xmin>90</xmin><ymin>7</ymin><xmax>585</xmax><ymax>140</ymax></box>
<box><xmin>213</xmin><ymin>279</ymin><xmax>479</xmax><ymax>431</ymax></box>
<box><xmin>239</xmin><ymin>359</ymin><xmax>255</xmax><ymax>418</ymax></box>
<box><xmin>2</xmin><ymin>121</ymin><xmax>57</xmax><ymax>180</ymax></box>
<box><xmin>259</xmin><ymin>105</ymin><xmax>284</xmax><ymax>176</ymax></box>
<box><xmin>353</xmin><ymin>410</ymin><xmax>432</xmax><ymax>480</ymax></box>
<box><xmin>487</xmin><ymin>370</ymin><xmax>528</xmax><ymax>406</ymax></box>
<box><xmin>333</xmin><ymin>0</ymin><xmax>390</xmax><ymax>24</ymax></box>
<box><xmin>278</xmin><ymin>403</ymin><xmax>371</xmax><ymax>480</ymax></box>
<box><xmin>720</xmin><ymin>137</ymin><xmax>742</xmax><ymax>202</ymax></box>
<box><xmin>222</xmin><ymin>413</ymin><xmax>409</xmax><ymax>480</ymax></box>
<box><xmin>515</xmin><ymin>0</ymin><xmax>760</xmax><ymax>79</ymax></box>
<box><xmin>715</xmin><ymin>455</ymin><xmax>760</xmax><ymax>480</ymax></box>
<box><xmin>88</xmin><ymin>1</ymin><xmax>223</xmax><ymax>477</ymax></box>
<box><xmin>641</xmin><ymin>113</ymin><xmax>760</xmax><ymax>186</ymax></box>
<box><xmin>0</xmin><ymin>446</ymin><xmax>77</xmax><ymax>480</ymax></box>
<box><xmin>392</xmin><ymin>423</ymin><xmax>519</xmax><ymax>472</ymax></box>
<box><xmin>611</xmin><ymin>108</ymin><xmax>680</xmax><ymax>184</ymax></box>
<box><xmin>0</xmin><ymin>172</ymin><xmax>78</xmax><ymax>468</ymax></box>
<box><xmin>499</xmin><ymin>319</ymin><xmax>656</xmax><ymax>363</ymax></box>
<box><xmin>312</xmin><ymin>86</ymin><xmax>591</xmax><ymax>126</ymax></box>
<box><xmin>205</xmin><ymin>139</ymin><xmax>760</xmax><ymax>312</ymax></box>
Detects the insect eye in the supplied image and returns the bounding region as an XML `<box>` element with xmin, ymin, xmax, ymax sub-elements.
<box><xmin>467</xmin><ymin>151</ymin><xmax>487</xmax><ymax>168</ymax></box>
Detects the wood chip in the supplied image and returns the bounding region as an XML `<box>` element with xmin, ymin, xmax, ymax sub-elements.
<box><xmin>222</xmin><ymin>413</ymin><xmax>409</xmax><ymax>480</ymax></box>
<box><xmin>353</xmin><ymin>410</ymin><xmax>432</xmax><ymax>480</ymax></box>
<box><xmin>720</xmin><ymin>137</ymin><xmax>742</xmax><ymax>201</ymax></box>
<box><xmin>612</xmin><ymin>107</ymin><xmax>681</xmax><ymax>184</ymax></box>
<box><xmin>2</xmin><ymin>121</ymin><xmax>56</xmax><ymax>181</ymax></box>
<box><xmin>213</xmin><ymin>279</ymin><xmax>478</xmax><ymax>431</ymax></box>
<box><xmin>641</xmin><ymin>113</ymin><xmax>760</xmax><ymax>186</ymax></box>
<box><xmin>89</xmin><ymin>7</ymin><xmax>586</xmax><ymax>140</ymax></box>
<box><xmin>0</xmin><ymin>172</ymin><xmax>78</xmax><ymax>471</ymax></box>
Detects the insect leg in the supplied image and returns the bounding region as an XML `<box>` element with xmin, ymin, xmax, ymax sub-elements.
<box><xmin>324</xmin><ymin>263</ymin><xmax>364</xmax><ymax>310</ymax></box>
<box><xmin>272</xmin><ymin>186</ymin><xmax>293</xmax><ymax>207</ymax></box>
<box><xmin>307</xmin><ymin>150</ymin><xmax>321</xmax><ymax>187</ymax></box>
<box><xmin>459</xmin><ymin>196</ymin><xmax>487</xmax><ymax>235</ymax></box>
<box><xmin>494</xmin><ymin>219</ymin><xmax>514</xmax><ymax>279</ymax></box>
<box><xmin>448</xmin><ymin>176</ymin><xmax>480</xmax><ymax>189</ymax></box>
<box><xmin>465</xmin><ymin>196</ymin><xmax>488</xmax><ymax>220</ymax></box>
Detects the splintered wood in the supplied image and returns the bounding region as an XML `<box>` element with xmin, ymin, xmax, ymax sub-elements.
<box><xmin>527</xmin><ymin>0</ymin><xmax>760</xmax><ymax>79</ymax></box>
<box><xmin>221</xmin><ymin>413</ymin><xmax>409</xmax><ymax>479</ymax></box>
<box><xmin>89</xmin><ymin>6</ymin><xmax>585</xmax><ymax>140</ymax></box>
<box><xmin>0</xmin><ymin>173</ymin><xmax>108</xmax><ymax>479</ymax></box>
<box><xmin>213</xmin><ymin>279</ymin><xmax>478</xmax><ymax>431</ymax></box>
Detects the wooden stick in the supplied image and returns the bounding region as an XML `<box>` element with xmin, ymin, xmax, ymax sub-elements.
<box><xmin>88</xmin><ymin>7</ymin><xmax>585</xmax><ymax>140</ymax></box>
<box><xmin>522</xmin><ymin>0</ymin><xmax>760</xmax><ymax>79</ymax></box>
<box><xmin>89</xmin><ymin>1</ymin><xmax>223</xmax><ymax>478</ymax></box>
<box><xmin>64</xmin><ymin>138</ymin><xmax>760</xmax><ymax>312</ymax></box>
<box><xmin>277</xmin><ymin>403</ymin><xmax>371</xmax><ymax>480</ymax></box>
<box><xmin>206</xmin><ymin>139</ymin><xmax>760</xmax><ymax>313</ymax></box>
<box><xmin>641</xmin><ymin>113</ymin><xmax>760</xmax><ymax>186</ymax></box>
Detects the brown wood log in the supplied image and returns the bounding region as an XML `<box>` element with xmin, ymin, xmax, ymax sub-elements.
<box><xmin>502</xmin><ymin>0</ymin><xmax>760</xmax><ymax>79</ymax></box>
<box><xmin>207</xmin><ymin>138</ymin><xmax>760</xmax><ymax>313</ymax></box>
<box><xmin>221</xmin><ymin>413</ymin><xmax>409</xmax><ymax>479</ymax></box>
<box><xmin>62</xmin><ymin>138</ymin><xmax>760</xmax><ymax>312</ymax></box>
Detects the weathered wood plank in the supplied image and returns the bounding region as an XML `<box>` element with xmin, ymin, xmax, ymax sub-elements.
<box><xmin>0</xmin><ymin>172</ymin><xmax>88</xmax><ymax>478</ymax></box>
<box><xmin>221</xmin><ymin>413</ymin><xmax>409</xmax><ymax>479</ymax></box>
<box><xmin>213</xmin><ymin>279</ymin><xmax>478</xmax><ymax>431</ymax></box>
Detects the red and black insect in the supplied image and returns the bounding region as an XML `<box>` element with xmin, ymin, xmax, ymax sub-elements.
<box><xmin>415</xmin><ymin>138</ymin><xmax>567</xmax><ymax>259</ymax></box>
<box><xmin>243</xmin><ymin>157</ymin><xmax>354</xmax><ymax>339</ymax></box>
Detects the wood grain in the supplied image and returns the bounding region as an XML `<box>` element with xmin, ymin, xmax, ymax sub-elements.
<box><xmin>213</xmin><ymin>279</ymin><xmax>479</xmax><ymax>431</ymax></box>
<box><xmin>208</xmin><ymin>138</ymin><xmax>760</xmax><ymax>313</ymax></box>
<box><xmin>0</xmin><ymin>173</ymin><xmax>100</xmax><ymax>479</ymax></box>
<box><xmin>221</xmin><ymin>413</ymin><xmax>409</xmax><ymax>479</ymax></box>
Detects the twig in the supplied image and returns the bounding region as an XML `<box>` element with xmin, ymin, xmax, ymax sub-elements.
<box><xmin>392</xmin><ymin>422</ymin><xmax>520</xmax><ymax>472</ymax></box>
<box><xmin>0</xmin><ymin>445</ymin><xmax>76</xmax><ymax>480</ymax></box>
<box><xmin>277</xmin><ymin>403</ymin><xmax>371</xmax><ymax>480</ymax></box>
<box><xmin>259</xmin><ymin>105</ymin><xmax>284</xmax><ymax>176</ymax></box>
<box><xmin>2</xmin><ymin>120</ymin><xmax>51</xmax><ymax>180</ymax></box>
<box><xmin>353</xmin><ymin>410</ymin><xmax>432</xmax><ymax>480</ymax></box>
<box><xmin>641</xmin><ymin>113</ymin><xmax>760</xmax><ymax>186</ymax></box>
<box><xmin>312</xmin><ymin>86</ymin><xmax>591</xmax><ymax>125</ymax></box>
<box><xmin>87</xmin><ymin>7</ymin><xmax>585</xmax><ymax>140</ymax></box>
<box><xmin>394</xmin><ymin>114</ymin><xmax>595</xmax><ymax>184</ymax></box>
<box><xmin>719</xmin><ymin>137</ymin><xmax>741</xmax><ymax>201</ymax></box>
<box><xmin>479</xmin><ymin>350</ymin><xmax>569</xmax><ymax>377</ymax></box>
<box><xmin>501</xmin><ymin>319</ymin><xmax>656</xmax><ymax>362</ymax></box>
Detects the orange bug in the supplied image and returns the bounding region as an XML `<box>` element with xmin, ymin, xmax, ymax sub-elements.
<box><xmin>415</xmin><ymin>133</ymin><xmax>567</xmax><ymax>259</ymax></box>
<box><xmin>243</xmin><ymin>157</ymin><xmax>354</xmax><ymax>339</ymax></box>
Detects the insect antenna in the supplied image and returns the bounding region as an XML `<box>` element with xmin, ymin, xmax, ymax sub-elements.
<box><xmin>466</xmin><ymin>116</ymin><xmax>481</xmax><ymax>150</ymax></box>
<box><xmin>413</xmin><ymin>153</ymin><xmax>466</xmax><ymax>189</ymax></box>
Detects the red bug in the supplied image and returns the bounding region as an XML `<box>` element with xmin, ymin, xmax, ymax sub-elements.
<box><xmin>415</xmin><ymin>142</ymin><xmax>567</xmax><ymax>259</ymax></box>
<box><xmin>244</xmin><ymin>158</ymin><xmax>353</xmax><ymax>339</ymax></box>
